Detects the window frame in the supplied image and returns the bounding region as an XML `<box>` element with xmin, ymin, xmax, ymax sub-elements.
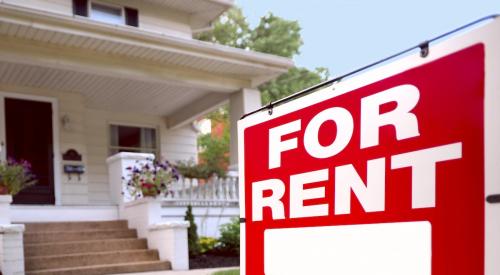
<box><xmin>88</xmin><ymin>0</ymin><xmax>126</xmax><ymax>25</ymax></box>
<box><xmin>108</xmin><ymin>122</ymin><xmax>160</xmax><ymax>157</ymax></box>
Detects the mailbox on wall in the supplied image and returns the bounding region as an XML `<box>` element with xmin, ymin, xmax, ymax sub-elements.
<box><xmin>62</xmin><ymin>149</ymin><xmax>84</xmax><ymax>180</ymax></box>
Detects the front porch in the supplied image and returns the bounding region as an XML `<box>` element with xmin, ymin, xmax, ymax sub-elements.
<box><xmin>0</xmin><ymin>2</ymin><xmax>293</xmax><ymax>274</ymax></box>
<box><xmin>0</xmin><ymin>1</ymin><xmax>292</xmax><ymax>207</ymax></box>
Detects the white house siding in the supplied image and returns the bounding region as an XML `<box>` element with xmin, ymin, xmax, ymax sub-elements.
<box><xmin>0</xmin><ymin>83</ymin><xmax>199</xmax><ymax>205</ymax></box>
<box><xmin>106</xmin><ymin>0</ymin><xmax>193</xmax><ymax>38</ymax></box>
<box><xmin>58</xmin><ymin>91</ymin><xmax>89</xmax><ymax>205</ymax></box>
<box><xmin>161</xmin><ymin>126</ymin><xmax>199</xmax><ymax>164</ymax></box>
<box><xmin>3</xmin><ymin>0</ymin><xmax>193</xmax><ymax>38</ymax></box>
<box><xmin>85</xmin><ymin>110</ymin><xmax>199</xmax><ymax>205</ymax></box>
<box><xmin>84</xmin><ymin>109</ymin><xmax>162</xmax><ymax>204</ymax></box>
<box><xmin>3</xmin><ymin>0</ymin><xmax>72</xmax><ymax>15</ymax></box>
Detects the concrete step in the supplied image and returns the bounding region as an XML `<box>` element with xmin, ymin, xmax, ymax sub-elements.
<box><xmin>25</xmin><ymin>260</ymin><xmax>171</xmax><ymax>275</ymax></box>
<box><xmin>24</xmin><ymin>229</ymin><xmax>137</xmax><ymax>244</ymax></box>
<box><xmin>26</xmin><ymin>249</ymin><xmax>160</xmax><ymax>271</ymax></box>
<box><xmin>23</xmin><ymin>220</ymin><xmax>128</xmax><ymax>233</ymax></box>
<box><xmin>25</xmin><ymin>238</ymin><xmax>148</xmax><ymax>257</ymax></box>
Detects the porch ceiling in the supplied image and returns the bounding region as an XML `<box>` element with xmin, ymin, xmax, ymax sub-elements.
<box><xmin>0</xmin><ymin>60</ymin><xmax>218</xmax><ymax>116</ymax></box>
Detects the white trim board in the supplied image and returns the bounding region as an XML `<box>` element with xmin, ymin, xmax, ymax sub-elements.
<box><xmin>11</xmin><ymin>205</ymin><xmax>119</xmax><ymax>222</ymax></box>
<box><xmin>0</xmin><ymin>91</ymin><xmax>62</xmax><ymax>206</ymax></box>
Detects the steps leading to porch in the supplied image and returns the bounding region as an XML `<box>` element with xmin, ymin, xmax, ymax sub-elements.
<box><xmin>23</xmin><ymin>220</ymin><xmax>171</xmax><ymax>275</ymax></box>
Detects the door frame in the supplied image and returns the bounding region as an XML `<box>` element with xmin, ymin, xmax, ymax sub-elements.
<box><xmin>0</xmin><ymin>91</ymin><xmax>62</xmax><ymax>205</ymax></box>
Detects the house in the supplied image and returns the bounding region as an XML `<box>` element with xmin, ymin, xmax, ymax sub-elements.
<box><xmin>0</xmin><ymin>0</ymin><xmax>293</xmax><ymax>274</ymax></box>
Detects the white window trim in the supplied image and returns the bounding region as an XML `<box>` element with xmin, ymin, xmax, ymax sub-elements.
<box><xmin>108</xmin><ymin>123</ymin><xmax>160</xmax><ymax>157</ymax></box>
<box><xmin>88</xmin><ymin>0</ymin><xmax>126</xmax><ymax>25</ymax></box>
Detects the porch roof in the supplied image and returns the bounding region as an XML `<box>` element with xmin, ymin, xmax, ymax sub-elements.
<box><xmin>0</xmin><ymin>3</ymin><xmax>293</xmax><ymax>127</ymax></box>
<box><xmin>0</xmin><ymin>3</ymin><xmax>293</xmax><ymax>87</ymax></box>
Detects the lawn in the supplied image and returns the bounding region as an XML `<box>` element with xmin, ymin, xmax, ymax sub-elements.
<box><xmin>212</xmin><ymin>269</ymin><xmax>239</xmax><ymax>275</ymax></box>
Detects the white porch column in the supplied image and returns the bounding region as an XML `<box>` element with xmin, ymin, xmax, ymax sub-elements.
<box><xmin>0</xmin><ymin>195</ymin><xmax>12</xmax><ymax>224</ymax></box>
<box><xmin>0</xmin><ymin>224</ymin><xmax>25</xmax><ymax>275</ymax></box>
<box><xmin>229</xmin><ymin>88</ymin><xmax>262</xmax><ymax>173</ymax></box>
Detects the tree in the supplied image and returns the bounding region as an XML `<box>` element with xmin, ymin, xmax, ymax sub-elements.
<box><xmin>196</xmin><ymin>6</ymin><xmax>328</xmax><ymax>102</ymax></box>
<box><xmin>260</xmin><ymin>67</ymin><xmax>329</xmax><ymax>104</ymax></box>
<box><xmin>197</xmin><ymin>108</ymin><xmax>229</xmax><ymax>177</ymax></box>
<box><xmin>195</xmin><ymin>7</ymin><xmax>329</xmax><ymax>173</ymax></box>
<box><xmin>195</xmin><ymin>8</ymin><xmax>250</xmax><ymax>49</ymax></box>
<box><xmin>249</xmin><ymin>13</ymin><xmax>303</xmax><ymax>58</ymax></box>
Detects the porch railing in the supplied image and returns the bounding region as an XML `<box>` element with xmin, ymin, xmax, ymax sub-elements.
<box><xmin>162</xmin><ymin>176</ymin><xmax>239</xmax><ymax>207</ymax></box>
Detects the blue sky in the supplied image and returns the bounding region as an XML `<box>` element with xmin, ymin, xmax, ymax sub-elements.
<box><xmin>236</xmin><ymin>0</ymin><xmax>499</xmax><ymax>77</ymax></box>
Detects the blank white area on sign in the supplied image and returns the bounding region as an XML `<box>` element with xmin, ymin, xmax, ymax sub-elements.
<box><xmin>264</xmin><ymin>221</ymin><xmax>431</xmax><ymax>275</ymax></box>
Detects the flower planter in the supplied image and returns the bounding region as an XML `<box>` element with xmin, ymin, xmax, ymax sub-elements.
<box><xmin>0</xmin><ymin>194</ymin><xmax>13</xmax><ymax>224</ymax></box>
<box><xmin>141</xmin><ymin>184</ymin><xmax>159</xmax><ymax>197</ymax></box>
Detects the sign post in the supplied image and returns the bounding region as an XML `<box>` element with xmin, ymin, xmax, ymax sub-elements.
<box><xmin>238</xmin><ymin>17</ymin><xmax>500</xmax><ymax>275</ymax></box>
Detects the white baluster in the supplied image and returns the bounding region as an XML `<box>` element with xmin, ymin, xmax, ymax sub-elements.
<box><xmin>223</xmin><ymin>178</ymin><xmax>229</xmax><ymax>201</ymax></box>
<box><xmin>188</xmin><ymin>178</ymin><xmax>193</xmax><ymax>201</ymax></box>
<box><xmin>235</xmin><ymin>177</ymin><xmax>239</xmax><ymax>200</ymax></box>
<box><xmin>194</xmin><ymin>178</ymin><xmax>199</xmax><ymax>200</ymax></box>
<box><xmin>229</xmin><ymin>178</ymin><xmax>234</xmax><ymax>200</ymax></box>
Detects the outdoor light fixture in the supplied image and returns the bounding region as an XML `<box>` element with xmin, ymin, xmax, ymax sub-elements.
<box><xmin>61</xmin><ymin>114</ymin><xmax>71</xmax><ymax>131</ymax></box>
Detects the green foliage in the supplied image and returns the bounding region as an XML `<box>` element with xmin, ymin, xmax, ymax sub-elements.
<box><xmin>217</xmin><ymin>218</ymin><xmax>240</xmax><ymax>256</ymax></box>
<box><xmin>185</xmin><ymin>205</ymin><xmax>200</xmax><ymax>256</ymax></box>
<box><xmin>195</xmin><ymin>8</ymin><xmax>250</xmax><ymax>49</ymax></box>
<box><xmin>250</xmin><ymin>12</ymin><xmax>302</xmax><ymax>58</ymax></box>
<box><xmin>0</xmin><ymin>159</ymin><xmax>37</xmax><ymax>195</ymax></box>
<box><xmin>175</xmin><ymin>160</ymin><xmax>211</xmax><ymax>179</ymax></box>
<box><xmin>260</xmin><ymin>67</ymin><xmax>329</xmax><ymax>104</ymax></box>
<box><xmin>196</xmin><ymin>6</ymin><xmax>329</xmax><ymax>103</ymax></box>
<box><xmin>197</xmin><ymin>108</ymin><xmax>229</xmax><ymax>178</ymax></box>
<box><xmin>195</xmin><ymin>7</ymin><xmax>329</xmax><ymax>174</ymax></box>
<box><xmin>198</xmin><ymin>134</ymin><xmax>228</xmax><ymax>178</ymax></box>
<box><xmin>199</xmin><ymin>236</ymin><xmax>218</xmax><ymax>254</ymax></box>
<box><xmin>212</xmin><ymin>270</ymin><xmax>240</xmax><ymax>275</ymax></box>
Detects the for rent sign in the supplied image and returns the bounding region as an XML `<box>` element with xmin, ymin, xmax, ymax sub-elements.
<box><xmin>238</xmin><ymin>18</ymin><xmax>500</xmax><ymax>275</ymax></box>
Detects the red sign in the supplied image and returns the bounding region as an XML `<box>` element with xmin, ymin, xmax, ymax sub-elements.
<box><xmin>240</xmin><ymin>44</ymin><xmax>487</xmax><ymax>275</ymax></box>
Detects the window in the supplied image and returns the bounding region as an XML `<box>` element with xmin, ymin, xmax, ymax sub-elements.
<box><xmin>109</xmin><ymin>125</ymin><xmax>157</xmax><ymax>156</ymax></box>
<box><xmin>72</xmin><ymin>0</ymin><xmax>139</xmax><ymax>27</ymax></box>
<box><xmin>90</xmin><ymin>2</ymin><xmax>123</xmax><ymax>25</ymax></box>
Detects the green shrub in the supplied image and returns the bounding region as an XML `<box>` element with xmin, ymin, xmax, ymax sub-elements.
<box><xmin>175</xmin><ymin>160</ymin><xmax>211</xmax><ymax>179</ymax></box>
<box><xmin>184</xmin><ymin>205</ymin><xmax>200</xmax><ymax>256</ymax></box>
<box><xmin>199</xmin><ymin>236</ymin><xmax>218</xmax><ymax>254</ymax></box>
<box><xmin>217</xmin><ymin>218</ymin><xmax>240</xmax><ymax>256</ymax></box>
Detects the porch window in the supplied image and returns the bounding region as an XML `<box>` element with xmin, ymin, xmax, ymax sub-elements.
<box><xmin>109</xmin><ymin>125</ymin><xmax>157</xmax><ymax>156</ymax></box>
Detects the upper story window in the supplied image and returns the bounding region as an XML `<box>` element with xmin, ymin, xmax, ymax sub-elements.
<box><xmin>72</xmin><ymin>0</ymin><xmax>139</xmax><ymax>27</ymax></box>
<box><xmin>90</xmin><ymin>2</ymin><xmax>123</xmax><ymax>25</ymax></box>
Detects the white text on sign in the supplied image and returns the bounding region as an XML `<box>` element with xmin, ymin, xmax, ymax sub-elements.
<box><xmin>252</xmin><ymin>85</ymin><xmax>463</xmax><ymax>222</ymax></box>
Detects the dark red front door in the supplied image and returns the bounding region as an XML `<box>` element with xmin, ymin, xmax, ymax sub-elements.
<box><xmin>6</xmin><ymin>98</ymin><xmax>55</xmax><ymax>204</ymax></box>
